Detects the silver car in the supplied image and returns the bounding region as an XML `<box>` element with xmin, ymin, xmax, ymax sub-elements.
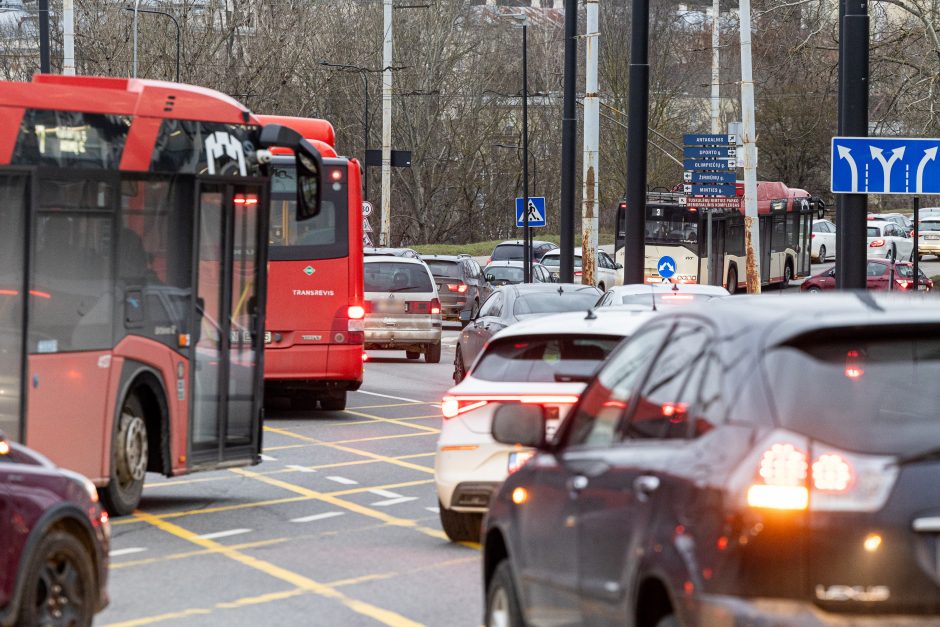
<box><xmin>363</xmin><ymin>256</ymin><xmax>443</xmax><ymax>363</ymax></box>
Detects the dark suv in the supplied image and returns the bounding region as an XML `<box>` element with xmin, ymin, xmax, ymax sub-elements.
<box><xmin>488</xmin><ymin>240</ymin><xmax>558</xmax><ymax>266</ymax></box>
<box><xmin>0</xmin><ymin>433</ymin><xmax>110</xmax><ymax>626</ymax></box>
<box><xmin>483</xmin><ymin>293</ymin><xmax>940</xmax><ymax>627</ymax></box>
<box><xmin>422</xmin><ymin>255</ymin><xmax>492</xmax><ymax>323</ymax></box>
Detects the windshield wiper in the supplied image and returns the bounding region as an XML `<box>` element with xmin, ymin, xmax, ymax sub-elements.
<box><xmin>896</xmin><ymin>446</ymin><xmax>940</xmax><ymax>467</ymax></box>
<box><xmin>388</xmin><ymin>287</ymin><xmax>416</xmax><ymax>293</ymax></box>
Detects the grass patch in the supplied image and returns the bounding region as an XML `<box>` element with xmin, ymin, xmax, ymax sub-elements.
<box><xmin>413</xmin><ymin>232</ymin><xmax>615</xmax><ymax>257</ymax></box>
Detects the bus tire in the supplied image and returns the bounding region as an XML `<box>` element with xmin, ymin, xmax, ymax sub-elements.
<box><xmin>320</xmin><ymin>391</ymin><xmax>346</xmax><ymax>412</ymax></box>
<box><xmin>102</xmin><ymin>393</ymin><xmax>148</xmax><ymax>516</ymax></box>
<box><xmin>782</xmin><ymin>261</ymin><xmax>793</xmax><ymax>288</ymax></box>
<box><xmin>426</xmin><ymin>342</ymin><xmax>442</xmax><ymax>364</ymax></box>
<box><xmin>726</xmin><ymin>266</ymin><xmax>739</xmax><ymax>295</ymax></box>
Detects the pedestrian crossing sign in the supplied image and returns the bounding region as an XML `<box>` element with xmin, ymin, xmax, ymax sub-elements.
<box><xmin>515</xmin><ymin>197</ymin><xmax>547</xmax><ymax>228</ymax></box>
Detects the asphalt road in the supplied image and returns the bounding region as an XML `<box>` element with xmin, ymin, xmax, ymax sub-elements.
<box><xmin>99</xmin><ymin>324</ymin><xmax>475</xmax><ymax>627</ymax></box>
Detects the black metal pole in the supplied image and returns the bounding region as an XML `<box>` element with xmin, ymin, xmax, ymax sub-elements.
<box><xmin>39</xmin><ymin>0</ymin><xmax>50</xmax><ymax>73</ymax></box>
<box><xmin>559</xmin><ymin>0</ymin><xmax>577</xmax><ymax>283</ymax></box>
<box><xmin>522</xmin><ymin>23</ymin><xmax>531</xmax><ymax>284</ymax></box>
<box><xmin>913</xmin><ymin>196</ymin><xmax>920</xmax><ymax>289</ymax></box>
<box><xmin>836</xmin><ymin>0</ymin><xmax>868</xmax><ymax>289</ymax></box>
<box><xmin>623</xmin><ymin>0</ymin><xmax>649</xmax><ymax>285</ymax></box>
<box><xmin>362</xmin><ymin>71</ymin><xmax>370</xmax><ymax>204</ymax></box>
<box><xmin>835</xmin><ymin>0</ymin><xmax>846</xmax><ymax>266</ymax></box>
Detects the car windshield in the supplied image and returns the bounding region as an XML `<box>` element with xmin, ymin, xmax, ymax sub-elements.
<box><xmin>646</xmin><ymin>205</ymin><xmax>698</xmax><ymax>245</ymax></box>
<box><xmin>894</xmin><ymin>265</ymin><xmax>927</xmax><ymax>279</ymax></box>
<box><xmin>513</xmin><ymin>291</ymin><xmax>598</xmax><ymax>317</ymax></box>
<box><xmin>485</xmin><ymin>266</ymin><xmax>523</xmax><ymax>283</ymax></box>
<box><xmin>364</xmin><ymin>262</ymin><xmax>433</xmax><ymax>293</ymax></box>
<box><xmin>425</xmin><ymin>261</ymin><xmax>461</xmax><ymax>278</ymax></box>
<box><xmin>867</xmin><ymin>227</ymin><xmax>881</xmax><ymax>237</ymax></box>
<box><xmin>920</xmin><ymin>222</ymin><xmax>940</xmax><ymax>232</ymax></box>
<box><xmin>617</xmin><ymin>293</ymin><xmax>717</xmax><ymax>306</ymax></box>
<box><xmin>472</xmin><ymin>335</ymin><xmax>622</xmax><ymax>383</ymax></box>
<box><xmin>765</xmin><ymin>334</ymin><xmax>940</xmax><ymax>455</ymax></box>
<box><xmin>540</xmin><ymin>255</ymin><xmax>583</xmax><ymax>268</ymax></box>
<box><xmin>492</xmin><ymin>245</ymin><xmax>523</xmax><ymax>261</ymax></box>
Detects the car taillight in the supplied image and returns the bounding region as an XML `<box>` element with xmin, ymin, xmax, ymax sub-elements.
<box><xmin>431</xmin><ymin>298</ymin><xmax>441</xmax><ymax>314</ymax></box>
<box><xmin>731</xmin><ymin>430</ymin><xmax>897</xmax><ymax>513</ymax></box>
<box><xmin>348</xmin><ymin>305</ymin><xmax>365</xmax><ymax>319</ymax></box>
<box><xmin>406</xmin><ymin>299</ymin><xmax>441</xmax><ymax>315</ymax></box>
<box><xmin>575</xmin><ymin>271</ymin><xmax>583</xmax><ymax>277</ymax></box>
<box><xmin>811</xmin><ymin>233</ymin><xmax>816</xmax><ymax>239</ymax></box>
<box><xmin>447</xmin><ymin>283</ymin><xmax>468</xmax><ymax>293</ymax></box>
<box><xmin>869</xmin><ymin>239</ymin><xmax>885</xmax><ymax>247</ymax></box>
<box><xmin>440</xmin><ymin>394</ymin><xmax>580</xmax><ymax>419</ymax></box>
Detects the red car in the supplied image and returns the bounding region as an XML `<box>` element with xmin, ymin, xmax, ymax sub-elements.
<box><xmin>1</xmin><ymin>433</ymin><xmax>110</xmax><ymax>626</ymax></box>
<box><xmin>801</xmin><ymin>259</ymin><xmax>933</xmax><ymax>292</ymax></box>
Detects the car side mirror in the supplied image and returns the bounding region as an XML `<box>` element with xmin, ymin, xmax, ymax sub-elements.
<box><xmin>615</xmin><ymin>263</ymin><xmax>623</xmax><ymax>269</ymax></box>
<box><xmin>485</xmin><ymin>273</ymin><xmax>495</xmax><ymax>283</ymax></box>
<box><xmin>459</xmin><ymin>309</ymin><xmax>472</xmax><ymax>322</ymax></box>
<box><xmin>492</xmin><ymin>404</ymin><xmax>547</xmax><ymax>449</ymax></box>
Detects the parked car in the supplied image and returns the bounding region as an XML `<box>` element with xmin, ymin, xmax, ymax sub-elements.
<box><xmin>871</xmin><ymin>212</ymin><xmax>913</xmax><ymax>233</ymax></box>
<box><xmin>483</xmin><ymin>293</ymin><xmax>940</xmax><ymax>627</ymax></box>
<box><xmin>436</xmin><ymin>308</ymin><xmax>655</xmax><ymax>542</ymax></box>
<box><xmin>454</xmin><ymin>283</ymin><xmax>601</xmax><ymax>383</ymax></box>
<box><xmin>811</xmin><ymin>218</ymin><xmax>837</xmax><ymax>261</ymax></box>
<box><xmin>422</xmin><ymin>255</ymin><xmax>492</xmax><ymax>324</ymax></box>
<box><xmin>539</xmin><ymin>247</ymin><xmax>623</xmax><ymax>290</ymax></box>
<box><xmin>0</xmin><ymin>433</ymin><xmax>110</xmax><ymax>626</ymax></box>
<box><xmin>596</xmin><ymin>283</ymin><xmax>729</xmax><ymax>309</ymax></box>
<box><xmin>918</xmin><ymin>217</ymin><xmax>940</xmax><ymax>260</ymax></box>
<box><xmin>482</xmin><ymin>261</ymin><xmax>554</xmax><ymax>286</ymax></box>
<box><xmin>487</xmin><ymin>240</ymin><xmax>558</xmax><ymax>266</ymax></box>
<box><xmin>801</xmin><ymin>259</ymin><xmax>933</xmax><ymax>292</ymax></box>
<box><xmin>363</xmin><ymin>246</ymin><xmax>420</xmax><ymax>259</ymax></box>
<box><xmin>363</xmin><ymin>256</ymin><xmax>442</xmax><ymax>363</ymax></box>
<box><xmin>868</xmin><ymin>219</ymin><xmax>914</xmax><ymax>260</ymax></box>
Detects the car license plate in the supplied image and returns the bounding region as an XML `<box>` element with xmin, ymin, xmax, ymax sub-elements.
<box><xmin>373</xmin><ymin>299</ymin><xmax>406</xmax><ymax>314</ymax></box>
<box><xmin>926</xmin><ymin>234</ymin><xmax>939</xmax><ymax>240</ymax></box>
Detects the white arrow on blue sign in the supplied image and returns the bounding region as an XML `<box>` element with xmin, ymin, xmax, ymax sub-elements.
<box><xmin>515</xmin><ymin>197</ymin><xmax>547</xmax><ymax>228</ymax></box>
<box><xmin>684</xmin><ymin>146</ymin><xmax>736</xmax><ymax>160</ymax></box>
<box><xmin>683</xmin><ymin>159</ymin><xmax>736</xmax><ymax>171</ymax></box>
<box><xmin>657</xmin><ymin>256</ymin><xmax>677</xmax><ymax>279</ymax></box>
<box><xmin>831</xmin><ymin>137</ymin><xmax>940</xmax><ymax>194</ymax></box>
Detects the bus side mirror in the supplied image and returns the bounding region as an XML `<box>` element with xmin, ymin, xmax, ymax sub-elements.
<box><xmin>258</xmin><ymin>124</ymin><xmax>323</xmax><ymax>221</ymax></box>
<box><xmin>813</xmin><ymin>197</ymin><xmax>826</xmax><ymax>219</ymax></box>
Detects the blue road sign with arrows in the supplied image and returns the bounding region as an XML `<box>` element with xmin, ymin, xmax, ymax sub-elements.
<box><xmin>684</xmin><ymin>133</ymin><xmax>736</xmax><ymax>146</ymax></box>
<box><xmin>684</xmin><ymin>146</ymin><xmax>736</xmax><ymax>160</ymax></box>
<box><xmin>657</xmin><ymin>256</ymin><xmax>677</xmax><ymax>279</ymax></box>
<box><xmin>684</xmin><ymin>184</ymin><xmax>736</xmax><ymax>196</ymax></box>
<box><xmin>684</xmin><ymin>159</ymin><xmax>735</xmax><ymax>171</ymax></box>
<box><xmin>515</xmin><ymin>196</ymin><xmax>547</xmax><ymax>228</ymax></box>
<box><xmin>684</xmin><ymin>171</ymin><xmax>737</xmax><ymax>184</ymax></box>
<box><xmin>831</xmin><ymin>137</ymin><xmax>940</xmax><ymax>194</ymax></box>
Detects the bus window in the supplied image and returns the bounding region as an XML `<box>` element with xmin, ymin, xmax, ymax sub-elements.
<box><xmin>772</xmin><ymin>215</ymin><xmax>786</xmax><ymax>251</ymax></box>
<box><xmin>646</xmin><ymin>205</ymin><xmax>698</xmax><ymax>246</ymax></box>
<box><xmin>268</xmin><ymin>163</ymin><xmax>347</xmax><ymax>260</ymax></box>
<box><xmin>0</xmin><ymin>175</ymin><xmax>27</xmax><ymax>441</ymax></box>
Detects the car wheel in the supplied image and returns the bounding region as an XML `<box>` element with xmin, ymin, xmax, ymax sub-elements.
<box><xmin>17</xmin><ymin>530</ymin><xmax>96</xmax><ymax>627</ymax></box>
<box><xmin>406</xmin><ymin>350</ymin><xmax>421</xmax><ymax>360</ymax></box>
<box><xmin>426</xmin><ymin>342</ymin><xmax>442</xmax><ymax>364</ymax></box>
<box><xmin>807</xmin><ymin>286</ymin><xmax>822</xmax><ymax>293</ymax></box>
<box><xmin>454</xmin><ymin>345</ymin><xmax>466</xmax><ymax>383</ymax></box>
<box><xmin>726</xmin><ymin>266</ymin><xmax>738</xmax><ymax>295</ymax></box>
<box><xmin>101</xmin><ymin>393</ymin><xmax>148</xmax><ymax>516</ymax></box>
<box><xmin>320</xmin><ymin>391</ymin><xmax>346</xmax><ymax>412</ymax></box>
<box><xmin>486</xmin><ymin>560</ymin><xmax>524</xmax><ymax>627</ymax></box>
<box><xmin>818</xmin><ymin>245</ymin><xmax>826</xmax><ymax>262</ymax></box>
<box><xmin>655</xmin><ymin>616</ymin><xmax>679</xmax><ymax>627</ymax></box>
<box><xmin>439</xmin><ymin>500</ymin><xmax>482</xmax><ymax>542</ymax></box>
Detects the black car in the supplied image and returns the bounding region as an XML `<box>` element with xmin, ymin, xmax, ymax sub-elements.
<box><xmin>422</xmin><ymin>255</ymin><xmax>492</xmax><ymax>323</ymax></box>
<box><xmin>488</xmin><ymin>240</ymin><xmax>558</xmax><ymax>266</ymax></box>
<box><xmin>483</xmin><ymin>293</ymin><xmax>940</xmax><ymax>626</ymax></box>
<box><xmin>454</xmin><ymin>283</ymin><xmax>600</xmax><ymax>383</ymax></box>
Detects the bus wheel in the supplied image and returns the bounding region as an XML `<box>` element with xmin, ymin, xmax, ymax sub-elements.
<box><xmin>320</xmin><ymin>391</ymin><xmax>346</xmax><ymax>412</ymax></box>
<box><xmin>102</xmin><ymin>394</ymin><xmax>148</xmax><ymax>516</ymax></box>
<box><xmin>426</xmin><ymin>342</ymin><xmax>442</xmax><ymax>364</ymax></box>
<box><xmin>726</xmin><ymin>266</ymin><xmax>738</xmax><ymax>295</ymax></box>
<box><xmin>782</xmin><ymin>262</ymin><xmax>793</xmax><ymax>288</ymax></box>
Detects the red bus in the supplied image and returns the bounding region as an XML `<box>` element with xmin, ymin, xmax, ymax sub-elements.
<box><xmin>0</xmin><ymin>75</ymin><xmax>324</xmax><ymax>514</ymax></box>
<box><xmin>256</xmin><ymin>115</ymin><xmax>365</xmax><ymax>412</ymax></box>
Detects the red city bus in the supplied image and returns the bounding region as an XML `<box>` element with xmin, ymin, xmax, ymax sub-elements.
<box><xmin>0</xmin><ymin>75</ymin><xmax>324</xmax><ymax>514</ymax></box>
<box><xmin>256</xmin><ymin>115</ymin><xmax>365</xmax><ymax>411</ymax></box>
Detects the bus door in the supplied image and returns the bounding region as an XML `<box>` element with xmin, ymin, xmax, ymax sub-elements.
<box><xmin>0</xmin><ymin>171</ymin><xmax>29</xmax><ymax>443</ymax></box>
<box><xmin>190</xmin><ymin>179</ymin><xmax>267</xmax><ymax>466</ymax></box>
<box><xmin>709</xmin><ymin>215</ymin><xmax>726</xmax><ymax>286</ymax></box>
<box><xmin>25</xmin><ymin>172</ymin><xmax>117</xmax><ymax>479</ymax></box>
<box><xmin>760</xmin><ymin>216</ymin><xmax>772</xmax><ymax>284</ymax></box>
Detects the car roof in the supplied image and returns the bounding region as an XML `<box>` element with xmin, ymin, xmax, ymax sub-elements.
<box><xmin>491</xmin><ymin>308</ymin><xmax>658</xmax><ymax>341</ymax></box>
<box><xmin>608</xmin><ymin>283</ymin><xmax>730</xmax><ymax>296</ymax></box>
<box><xmin>363</xmin><ymin>255</ymin><xmax>426</xmax><ymax>265</ymax></box>
<box><xmin>496</xmin><ymin>240</ymin><xmax>556</xmax><ymax>246</ymax></box>
<box><xmin>510</xmin><ymin>282</ymin><xmax>599</xmax><ymax>294</ymax></box>
<box><xmin>484</xmin><ymin>260</ymin><xmax>526</xmax><ymax>267</ymax></box>
<box><xmin>920</xmin><ymin>217</ymin><xmax>940</xmax><ymax>222</ymax></box>
<box><xmin>421</xmin><ymin>255</ymin><xmax>462</xmax><ymax>262</ymax></box>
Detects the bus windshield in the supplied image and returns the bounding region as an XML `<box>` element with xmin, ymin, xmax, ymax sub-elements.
<box><xmin>646</xmin><ymin>205</ymin><xmax>699</xmax><ymax>245</ymax></box>
<box><xmin>269</xmin><ymin>162</ymin><xmax>347</xmax><ymax>260</ymax></box>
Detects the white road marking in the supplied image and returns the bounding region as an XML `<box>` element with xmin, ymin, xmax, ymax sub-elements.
<box><xmin>260</xmin><ymin>454</ymin><xmax>277</xmax><ymax>461</ymax></box>
<box><xmin>357</xmin><ymin>390</ymin><xmax>426</xmax><ymax>404</ymax></box>
<box><xmin>286</xmin><ymin>464</ymin><xmax>317</xmax><ymax>473</ymax></box>
<box><xmin>369</xmin><ymin>489</ymin><xmax>403</xmax><ymax>499</ymax></box>
<box><xmin>290</xmin><ymin>512</ymin><xmax>345</xmax><ymax>524</ymax></box>
<box><xmin>425</xmin><ymin>507</ymin><xmax>440</xmax><ymax>513</ymax></box>
<box><xmin>109</xmin><ymin>547</ymin><xmax>147</xmax><ymax>557</ymax></box>
<box><xmin>371</xmin><ymin>496</ymin><xmax>419</xmax><ymax>507</ymax></box>
<box><xmin>196</xmin><ymin>528</ymin><xmax>252</xmax><ymax>540</ymax></box>
<box><xmin>326</xmin><ymin>476</ymin><xmax>358</xmax><ymax>485</ymax></box>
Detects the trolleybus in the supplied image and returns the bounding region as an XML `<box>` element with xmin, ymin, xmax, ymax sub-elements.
<box><xmin>0</xmin><ymin>75</ymin><xmax>324</xmax><ymax>514</ymax></box>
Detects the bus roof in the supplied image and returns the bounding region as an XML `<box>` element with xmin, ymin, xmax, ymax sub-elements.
<box><xmin>255</xmin><ymin>115</ymin><xmax>336</xmax><ymax>147</ymax></box>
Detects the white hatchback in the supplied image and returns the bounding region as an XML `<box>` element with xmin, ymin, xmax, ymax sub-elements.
<box><xmin>434</xmin><ymin>308</ymin><xmax>656</xmax><ymax>542</ymax></box>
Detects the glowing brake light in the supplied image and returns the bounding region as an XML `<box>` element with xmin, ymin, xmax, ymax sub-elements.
<box><xmin>447</xmin><ymin>284</ymin><xmax>468</xmax><ymax>293</ymax></box>
<box><xmin>440</xmin><ymin>394</ymin><xmax>580</xmax><ymax>419</ymax></box>
<box><xmin>845</xmin><ymin>350</ymin><xmax>864</xmax><ymax>379</ymax></box>
<box><xmin>431</xmin><ymin>298</ymin><xmax>441</xmax><ymax>315</ymax></box>
<box><xmin>812</xmin><ymin>454</ymin><xmax>852</xmax><ymax>492</ymax></box>
<box><xmin>331</xmin><ymin>169</ymin><xmax>344</xmax><ymax>181</ymax></box>
<box><xmin>661</xmin><ymin>294</ymin><xmax>694</xmax><ymax>301</ymax></box>
<box><xmin>746</xmin><ymin>443</ymin><xmax>809</xmax><ymax>510</ymax></box>
<box><xmin>347</xmin><ymin>305</ymin><xmax>365</xmax><ymax>320</ymax></box>
<box><xmin>869</xmin><ymin>239</ymin><xmax>886</xmax><ymax>247</ymax></box>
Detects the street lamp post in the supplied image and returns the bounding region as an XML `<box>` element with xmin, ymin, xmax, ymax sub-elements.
<box><xmin>126</xmin><ymin>5</ymin><xmax>181</xmax><ymax>82</ymax></box>
<box><xmin>320</xmin><ymin>61</ymin><xmax>373</xmax><ymax>204</ymax></box>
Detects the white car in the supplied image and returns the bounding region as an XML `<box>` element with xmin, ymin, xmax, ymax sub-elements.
<box><xmin>811</xmin><ymin>219</ymin><xmax>837</xmax><ymax>262</ymax></box>
<box><xmin>595</xmin><ymin>282</ymin><xmax>729</xmax><ymax>309</ymax></box>
<box><xmin>434</xmin><ymin>308</ymin><xmax>656</xmax><ymax>542</ymax></box>
<box><xmin>539</xmin><ymin>247</ymin><xmax>623</xmax><ymax>291</ymax></box>
<box><xmin>867</xmin><ymin>219</ymin><xmax>914</xmax><ymax>261</ymax></box>
<box><xmin>918</xmin><ymin>218</ymin><xmax>940</xmax><ymax>260</ymax></box>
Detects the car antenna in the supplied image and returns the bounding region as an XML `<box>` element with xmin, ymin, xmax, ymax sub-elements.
<box><xmin>649</xmin><ymin>284</ymin><xmax>658</xmax><ymax>312</ymax></box>
<box><xmin>585</xmin><ymin>308</ymin><xmax>597</xmax><ymax>320</ymax></box>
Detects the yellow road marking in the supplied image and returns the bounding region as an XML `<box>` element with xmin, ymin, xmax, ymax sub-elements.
<box><xmin>327</xmin><ymin>478</ymin><xmax>433</xmax><ymax>498</ymax></box>
<box><xmin>103</xmin><ymin>607</ymin><xmax>212</xmax><ymax>626</ymax></box>
<box><xmin>347</xmin><ymin>402</ymin><xmax>426</xmax><ymax>410</ymax></box>
<box><xmin>325</xmin><ymin>556</ymin><xmax>479</xmax><ymax>589</ymax></box>
<box><xmin>111</xmin><ymin>495</ymin><xmax>311</xmax><ymax>526</ymax></box>
<box><xmin>230</xmin><ymin>468</ymin><xmax>449</xmax><ymax>541</ymax></box>
<box><xmin>110</xmin><ymin>537</ymin><xmax>290</xmax><ymax>569</ymax></box>
<box><xmin>342</xmin><ymin>409</ymin><xmax>440</xmax><ymax>434</ymax></box>
<box><xmin>332</xmin><ymin>431</ymin><xmax>438</xmax><ymax>445</ymax></box>
<box><xmin>264</xmin><ymin>426</ymin><xmax>434</xmax><ymax>475</ymax></box>
<box><xmin>214</xmin><ymin>587</ymin><xmax>306</xmax><ymax>609</ymax></box>
<box><xmin>131</xmin><ymin>510</ymin><xmax>424</xmax><ymax>627</ymax></box>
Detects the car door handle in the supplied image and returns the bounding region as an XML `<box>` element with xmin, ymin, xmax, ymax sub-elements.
<box><xmin>633</xmin><ymin>475</ymin><xmax>660</xmax><ymax>501</ymax></box>
<box><xmin>567</xmin><ymin>475</ymin><xmax>589</xmax><ymax>497</ymax></box>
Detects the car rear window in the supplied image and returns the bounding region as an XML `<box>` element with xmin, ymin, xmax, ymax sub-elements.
<box><xmin>764</xmin><ymin>332</ymin><xmax>940</xmax><ymax>455</ymax></box>
<box><xmin>920</xmin><ymin>221</ymin><xmax>940</xmax><ymax>232</ymax></box>
<box><xmin>894</xmin><ymin>265</ymin><xmax>928</xmax><ymax>279</ymax></box>
<box><xmin>485</xmin><ymin>265</ymin><xmax>523</xmax><ymax>283</ymax></box>
<box><xmin>513</xmin><ymin>291</ymin><xmax>598</xmax><ymax>317</ymax></box>
<box><xmin>867</xmin><ymin>226</ymin><xmax>881</xmax><ymax>237</ymax></box>
<box><xmin>425</xmin><ymin>260</ymin><xmax>461</xmax><ymax>278</ymax></box>
<box><xmin>540</xmin><ymin>255</ymin><xmax>583</xmax><ymax>268</ymax></box>
<box><xmin>364</xmin><ymin>262</ymin><xmax>433</xmax><ymax>293</ymax></box>
<box><xmin>492</xmin><ymin>244</ymin><xmax>523</xmax><ymax>261</ymax></box>
<box><xmin>473</xmin><ymin>335</ymin><xmax>622</xmax><ymax>382</ymax></box>
<box><xmin>617</xmin><ymin>293</ymin><xmax>717</xmax><ymax>306</ymax></box>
